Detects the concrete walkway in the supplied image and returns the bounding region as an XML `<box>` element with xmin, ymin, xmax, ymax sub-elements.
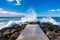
<box><xmin>16</xmin><ymin>24</ymin><xmax>49</xmax><ymax>40</ymax></box>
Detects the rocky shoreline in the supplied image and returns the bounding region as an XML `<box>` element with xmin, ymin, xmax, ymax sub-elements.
<box><xmin>0</xmin><ymin>22</ymin><xmax>60</xmax><ymax>40</ymax></box>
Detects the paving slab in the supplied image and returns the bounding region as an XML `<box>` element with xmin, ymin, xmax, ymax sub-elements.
<box><xmin>17</xmin><ymin>24</ymin><xmax>49</xmax><ymax>40</ymax></box>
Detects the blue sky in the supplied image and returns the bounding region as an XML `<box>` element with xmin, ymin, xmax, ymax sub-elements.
<box><xmin>0</xmin><ymin>0</ymin><xmax>60</xmax><ymax>17</ymax></box>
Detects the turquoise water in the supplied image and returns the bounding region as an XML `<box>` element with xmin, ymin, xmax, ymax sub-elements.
<box><xmin>36</xmin><ymin>17</ymin><xmax>60</xmax><ymax>22</ymax></box>
<box><xmin>52</xmin><ymin>17</ymin><xmax>60</xmax><ymax>22</ymax></box>
<box><xmin>0</xmin><ymin>17</ymin><xmax>21</xmax><ymax>22</ymax></box>
<box><xmin>0</xmin><ymin>17</ymin><xmax>60</xmax><ymax>22</ymax></box>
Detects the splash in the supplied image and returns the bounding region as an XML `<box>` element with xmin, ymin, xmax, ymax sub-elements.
<box><xmin>0</xmin><ymin>9</ymin><xmax>37</xmax><ymax>30</ymax></box>
<box><xmin>40</xmin><ymin>16</ymin><xmax>57</xmax><ymax>24</ymax></box>
<box><xmin>19</xmin><ymin>8</ymin><xmax>37</xmax><ymax>23</ymax></box>
<box><xmin>0</xmin><ymin>22</ymin><xmax>8</xmax><ymax>29</ymax></box>
<box><xmin>15</xmin><ymin>8</ymin><xmax>37</xmax><ymax>24</ymax></box>
<box><xmin>0</xmin><ymin>21</ymin><xmax>15</xmax><ymax>29</ymax></box>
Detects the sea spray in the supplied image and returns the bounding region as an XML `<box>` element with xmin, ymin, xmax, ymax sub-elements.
<box><xmin>0</xmin><ymin>21</ymin><xmax>15</xmax><ymax>29</ymax></box>
<box><xmin>20</xmin><ymin>10</ymin><xmax>37</xmax><ymax>22</ymax></box>
<box><xmin>0</xmin><ymin>9</ymin><xmax>37</xmax><ymax>30</ymax></box>
<box><xmin>0</xmin><ymin>22</ymin><xmax>8</xmax><ymax>29</ymax></box>
<box><xmin>40</xmin><ymin>16</ymin><xmax>57</xmax><ymax>24</ymax></box>
<box><xmin>15</xmin><ymin>9</ymin><xmax>37</xmax><ymax>24</ymax></box>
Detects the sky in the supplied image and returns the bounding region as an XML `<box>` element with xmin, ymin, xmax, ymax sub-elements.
<box><xmin>0</xmin><ymin>0</ymin><xmax>60</xmax><ymax>17</ymax></box>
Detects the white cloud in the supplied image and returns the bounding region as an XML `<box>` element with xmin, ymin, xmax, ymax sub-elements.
<box><xmin>0</xmin><ymin>8</ymin><xmax>26</xmax><ymax>17</ymax></box>
<box><xmin>0</xmin><ymin>8</ymin><xmax>3</xmax><ymax>11</ymax></box>
<box><xmin>38</xmin><ymin>9</ymin><xmax>60</xmax><ymax>17</ymax></box>
<box><xmin>7</xmin><ymin>0</ymin><xmax>14</xmax><ymax>2</ymax></box>
<box><xmin>48</xmin><ymin>9</ymin><xmax>60</xmax><ymax>12</ymax></box>
<box><xmin>7</xmin><ymin>0</ymin><xmax>21</xmax><ymax>6</ymax></box>
<box><xmin>57</xmin><ymin>9</ymin><xmax>60</xmax><ymax>11</ymax></box>
<box><xmin>15</xmin><ymin>0</ymin><xmax>21</xmax><ymax>5</ymax></box>
<box><xmin>15</xmin><ymin>3</ymin><xmax>21</xmax><ymax>6</ymax></box>
<box><xmin>16</xmin><ymin>0</ymin><xmax>21</xmax><ymax>4</ymax></box>
<box><xmin>48</xmin><ymin>9</ymin><xmax>56</xmax><ymax>12</ymax></box>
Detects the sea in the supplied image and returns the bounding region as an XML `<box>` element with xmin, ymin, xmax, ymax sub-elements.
<box><xmin>0</xmin><ymin>17</ymin><xmax>60</xmax><ymax>30</ymax></box>
<box><xmin>0</xmin><ymin>17</ymin><xmax>60</xmax><ymax>22</ymax></box>
<box><xmin>0</xmin><ymin>17</ymin><xmax>22</xmax><ymax>22</ymax></box>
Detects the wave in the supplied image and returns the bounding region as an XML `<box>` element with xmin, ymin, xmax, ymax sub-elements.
<box><xmin>0</xmin><ymin>9</ymin><xmax>58</xmax><ymax>30</ymax></box>
<box><xmin>40</xmin><ymin>16</ymin><xmax>57</xmax><ymax>24</ymax></box>
<box><xmin>0</xmin><ymin>22</ymin><xmax>8</xmax><ymax>29</ymax></box>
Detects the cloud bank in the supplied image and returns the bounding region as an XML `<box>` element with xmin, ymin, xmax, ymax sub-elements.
<box><xmin>0</xmin><ymin>8</ymin><xmax>26</xmax><ymax>17</ymax></box>
<box><xmin>0</xmin><ymin>8</ymin><xmax>60</xmax><ymax>17</ymax></box>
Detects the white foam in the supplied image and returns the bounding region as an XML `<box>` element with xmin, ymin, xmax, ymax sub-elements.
<box><xmin>40</xmin><ymin>17</ymin><xmax>57</xmax><ymax>24</ymax></box>
<box><xmin>3</xmin><ymin>21</ymin><xmax>15</xmax><ymax>27</ymax></box>
<box><xmin>0</xmin><ymin>22</ymin><xmax>7</xmax><ymax>26</ymax></box>
<box><xmin>20</xmin><ymin>9</ymin><xmax>37</xmax><ymax>23</ymax></box>
<box><xmin>0</xmin><ymin>22</ymin><xmax>8</xmax><ymax>29</ymax></box>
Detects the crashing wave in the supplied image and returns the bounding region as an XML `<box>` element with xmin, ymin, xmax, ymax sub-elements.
<box><xmin>40</xmin><ymin>16</ymin><xmax>57</xmax><ymax>24</ymax></box>
<box><xmin>0</xmin><ymin>9</ymin><xmax>58</xmax><ymax>30</ymax></box>
<box><xmin>20</xmin><ymin>9</ymin><xmax>37</xmax><ymax>23</ymax></box>
<box><xmin>0</xmin><ymin>22</ymin><xmax>8</xmax><ymax>29</ymax></box>
<box><xmin>0</xmin><ymin>9</ymin><xmax>37</xmax><ymax>30</ymax></box>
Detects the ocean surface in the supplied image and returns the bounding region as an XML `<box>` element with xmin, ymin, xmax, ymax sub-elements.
<box><xmin>0</xmin><ymin>17</ymin><xmax>60</xmax><ymax>30</ymax></box>
<box><xmin>0</xmin><ymin>17</ymin><xmax>22</xmax><ymax>22</ymax></box>
<box><xmin>0</xmin><ymin>17</ymin><xmax>60</xmax><ymax>23</ymax></box>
